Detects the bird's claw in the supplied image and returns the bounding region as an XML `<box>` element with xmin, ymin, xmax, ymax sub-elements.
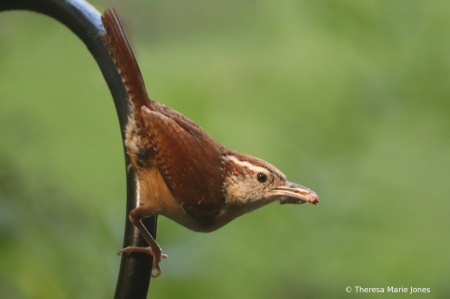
<box><xmin>117</xmin><ymin>246</ymin><xmax>168</xmax><ymax>277</ymax></box>
<box><xmin>149</xmin><ymin>252</ymin><xmax>168</xmax><ymax>278</ymax></box>
<box><xmin>151</xmin><ymin>257</ymin><xmax>162</xmax><ymax>277</ymax></box>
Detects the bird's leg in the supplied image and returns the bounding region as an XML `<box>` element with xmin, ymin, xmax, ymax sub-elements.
<box><xmin>118</xmin><ymin>205</ymin><xmax>168</xmax><ymax>277</ymax></box>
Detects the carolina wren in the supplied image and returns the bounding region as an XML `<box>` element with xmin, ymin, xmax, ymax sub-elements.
<box><xmin>101</xmin><ymin>9</ymin><xmax>318</xmax><ymax>277</ymax></box>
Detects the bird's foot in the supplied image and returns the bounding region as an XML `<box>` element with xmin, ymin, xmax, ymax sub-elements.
<box><xmin>118</xmin><ymin>246</ymin><xmax>168</xmax><ymax>277</ymax></box>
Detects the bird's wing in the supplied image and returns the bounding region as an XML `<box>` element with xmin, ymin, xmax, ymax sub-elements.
<box><xmin>141</xmin><ymin>107</ymin><xmax>226</xmax><ymax>223</ymax></box>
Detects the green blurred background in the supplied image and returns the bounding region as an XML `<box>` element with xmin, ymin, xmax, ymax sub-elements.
<box><xmin>1</xmin><ymin>0</ymin><xmax>449</xmax><ymax>298</ymax></box>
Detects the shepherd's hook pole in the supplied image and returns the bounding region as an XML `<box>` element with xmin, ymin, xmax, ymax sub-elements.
<box><xmin>0</xmin><ymin>0</ymin><xmax>156</xmax><ymax>298</ymax></box>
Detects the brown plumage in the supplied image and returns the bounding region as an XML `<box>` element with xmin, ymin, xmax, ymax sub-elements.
<box><xmin>101</xmin><ymin>8</ymin><xmax>319</xmax><ymax>277</ymax></box>
<box><xmin>101</xmin><ymin>9</ymin><xmax>152</xmax><ymax>112</ymax></box>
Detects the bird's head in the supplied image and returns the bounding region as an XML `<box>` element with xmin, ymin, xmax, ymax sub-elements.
<box><xmin>221</xmin><ymin>153</ymin><xmax>318</xmax><ymax>210</ymax></box>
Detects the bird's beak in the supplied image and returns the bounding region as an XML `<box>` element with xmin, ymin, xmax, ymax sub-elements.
<box><xmin>272</xmin><ymin>182</ymin><xmax>319</xmax><ymax>205</ymax></box>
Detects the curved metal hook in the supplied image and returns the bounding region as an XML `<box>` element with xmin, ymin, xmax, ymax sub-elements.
<box><xmin>0</xmin><ymin>0</ymin><xmax>155</xmax><ymax>298</ymax></box>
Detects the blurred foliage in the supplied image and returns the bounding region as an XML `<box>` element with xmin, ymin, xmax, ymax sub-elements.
<box><xmin>1</xmin><ymin>0</ymin><xmax>450</xmax><ymax>298</ymax></box>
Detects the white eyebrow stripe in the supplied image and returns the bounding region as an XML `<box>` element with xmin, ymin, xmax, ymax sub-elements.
<box><xmin>226</xmin><ymin>156</ymin><xmax>268</xmax><ymax>174</ymax></box>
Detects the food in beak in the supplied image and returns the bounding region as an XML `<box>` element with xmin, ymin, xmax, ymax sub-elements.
<box><xmin>273</xmin><ymin>182</ymin><xmax>319</xmax><ymax>205</ymax></box>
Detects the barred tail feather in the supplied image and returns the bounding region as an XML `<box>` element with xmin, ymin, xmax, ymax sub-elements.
<box><xmin>101</xmin><ymin>8</ymin><xmax>154</xmax><ymax>123</ymax></box>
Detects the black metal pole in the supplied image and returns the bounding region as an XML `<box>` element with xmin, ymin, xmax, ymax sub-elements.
<box><xmin>0</xmin><ymin>0</ymin><xmax>155</xmax><ymax>298</ymax></box>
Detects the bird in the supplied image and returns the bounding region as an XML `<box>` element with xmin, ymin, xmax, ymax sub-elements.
<box><xmin>101</xmin><ymin>8</ymin><xmax>318</xmax><ymax>277</ymax></box>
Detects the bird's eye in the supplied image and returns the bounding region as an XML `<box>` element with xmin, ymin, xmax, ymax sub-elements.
<box><xmin>257</xmin><ymin>172</ymin><xmax>267</xmax><ymax>183</ymax></box>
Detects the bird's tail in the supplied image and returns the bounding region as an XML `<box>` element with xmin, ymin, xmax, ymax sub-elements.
<box><xmin>101</xmin><ymin>8</ymin><xmax>154</xmax><ymax>126</ymax></box>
